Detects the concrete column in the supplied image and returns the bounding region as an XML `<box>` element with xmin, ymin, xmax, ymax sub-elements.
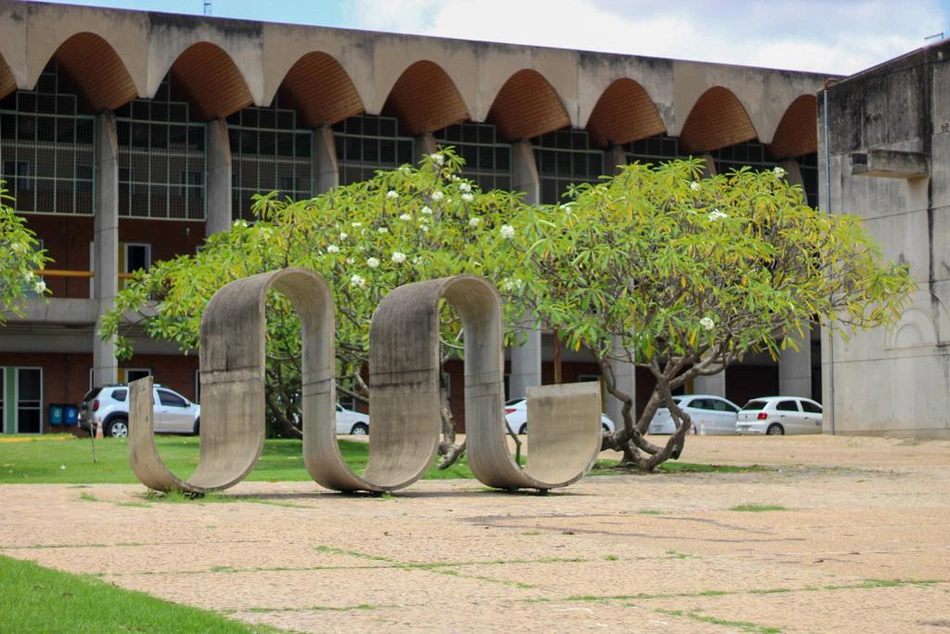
<box><xmin>693</xmin><ymin>371</ymin><xmax>725</xmax><ymax>397</ymax></box>
<box><xmin>414</xmin><ymin>132</ymin><xmax>438</xmax><ymax>167</ymax></box>
<box><xmin>606</xmin><ymin>335</ymin><xmax>636</xmax><ymax>427</ymax></box>
<box><xmin>93</xmin><ymin>112</ymin><xmax>119</xmax><ymax>387</ymax></box>
<box><xmin>779</xmin><ymin>326</ymin><xmax>813</xmax><ymax>397</ymax></box>
<box><xmin>779</xmin><ymin>158</ymin><xmax>804</xmax><ymax>187</ymax></box>
<box><xmin>206</xmin><ymin>118</ymin><xmax>232</xmax><ymax>235</ymax></box>
<box><xmin>312</xmin><ymin>125</ymin><xmax>339</xmax><ymax>194</ymax></box>
<box><xmin>508</xmin><ymin>139</ymin><xmax>542</xmax><ymax>399</ymax></box>
<box><xmin>607</xmin><ymin>144</ymin><xmax>627</xmax><ymax>175</ymax></box>
<box><xmin>700</xmin><ymin>153</ymin><xmax>717</xmax><ymax>177</ymax></box>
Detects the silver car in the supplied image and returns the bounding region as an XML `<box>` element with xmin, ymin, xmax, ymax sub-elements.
<box><xmin>78</xmin><ymin>384</ymin><xmax>201</xmax><ymax>438</ymax></box>
<box><xmin>648</xmin><ymin>394</ymin><xmax>741</xmax><ymax>435</ymax></box>
<box><xmin>736</xmin><ymin>396</ymin><xmax>823</xmax><ymax>435</ymax></box>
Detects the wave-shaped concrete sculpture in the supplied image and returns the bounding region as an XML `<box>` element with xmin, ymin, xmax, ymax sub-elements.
<box><xmin>129</xmin><ymin>269</ymin><xmax>603</xmax><ymax>494</ymax></box>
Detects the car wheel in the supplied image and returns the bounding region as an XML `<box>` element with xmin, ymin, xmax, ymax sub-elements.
<box><xmin>192</xmin><ymin>418</ymin><xmax>200</xmax><ymax>436</ymax></box>
<box><xmin>107</xmin><ymin>418</ymin><xmax>129</xmax><ymax>438</ymax></box>
<box><xmin>350</xmin><ymin>423</ymin><xmax>368</xmax><ymax>435</ymax></box>
<box><xmin>519</xmin><ymin>423</ymin><xmax>528</xmax><ymax>434</ymax></box>
<box><xmin>766</xmin><ymin>423</ymin><xmax>784</xmax><ymax>436</ymax></box>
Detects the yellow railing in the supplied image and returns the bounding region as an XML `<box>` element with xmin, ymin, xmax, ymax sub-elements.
<box><xmin>37</xmin><ymin>269</ymin><xmax>135</xmax><ymax>280</ymax></box>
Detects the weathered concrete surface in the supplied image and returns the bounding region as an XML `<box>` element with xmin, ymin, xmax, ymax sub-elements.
<box><xmin>2</xmin><ymin>435</ymin><xmax>949</xmax><ymax>633</ymax></box>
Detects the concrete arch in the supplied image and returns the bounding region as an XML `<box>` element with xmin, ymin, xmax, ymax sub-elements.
<box><xmin>129</xmin><ymin>268</ymin><xmax>332</xmax><ymax>494</ymax></box>
<box><xmin>381</xmin><ymin>60</ymin><xmax>470</xmax><ymax>136</ymax></box>
<box><xmin>46</xmin><ymin>32</ymin><xmax>139</xmax><ymax>112</ymax></box>
<box><xmin>769</xmin><ymin>94</ymin><xmax>818</xmax><ymax>159</ymax></box>
<box><xmin>679</xmin><ymin>86</ymin><xmax>758</xmax><ymax>154</ymax></box>
<box><xmin>486</xmin><ymin>69</ymin><xmax>570</xmax><ymax>141</ymax></box>
<box><xmin>585</xmin><ymin>78</ymin><xmax>666</xmax><ymax>149</ymax></box>
<box><xmin>158</xmin><ymin>42</ymin><xmax>254</xmax><ymax>121</ymax></box>
<box><xmin>274</xmin><ymin>51</ymin><xmax>364</xmax><ymax>127</ymax></box>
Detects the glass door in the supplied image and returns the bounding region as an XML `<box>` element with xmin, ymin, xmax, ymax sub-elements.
<box><xmin>16</xmin><ymin>368</ymin><xmax>42</xmax><ymax>434</ymax></box>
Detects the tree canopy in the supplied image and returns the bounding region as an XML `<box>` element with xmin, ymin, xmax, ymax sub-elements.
<box><xmin>514</xmin><ymin>159</ymin><xmax>913</xmax><ymax>469</ymax></box>
<box><xmin>0</xmin><ymin>184</ymin><xmax>49</xmax><ymax>323</ymax></box>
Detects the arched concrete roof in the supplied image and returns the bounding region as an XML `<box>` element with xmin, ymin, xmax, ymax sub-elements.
<box><xmin>51</xmin><ymin>33</ymin><xmax>138</xmax><ymax>112</ymax></box>
<box><xmin>146</xmin><ymin>13</ymin><xmax>263</xmax><ymax>108</ymax></box>
<box><xmin>165</xmin><ymin>42</ymin><xmax>254</xmax><ymax>121</ymax></box>
<box><xmin>769</xmin><ymin>94</ymin><xmax>818</xmax><ymax>158</ymax></box>
<box><xmin>381</xmin><ymin>60</ymin><xmax>470</xmax><ymax>135</ymax></box>
<box><xmin>585</xmin><ymin>78</ymin><xmax>666</xmax><ymax>149</ymax></box>
<box><xmin>679</xmin><ymin>86</ymin><xmax>758</xmax><ymax>153</ymax></box>
<box><xmin>487</xmin><ymin>69</ymin><xmax>570</xmax><ymax>141</ymax></box>
<box><xmin>275</xmin><ymin>52</ymin><xmax>364</xmax><ymax>127</ymax></box>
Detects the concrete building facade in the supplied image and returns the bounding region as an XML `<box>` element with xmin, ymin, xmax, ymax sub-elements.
<box><xmin>820</xmin><ymin>40</ymin><xmax>950</xmax><ymax>438</ymax></box>
<box><xmin>0</xmin><ymin>0</ymin><xmax>825</xmax><ymax>434</ymax></box>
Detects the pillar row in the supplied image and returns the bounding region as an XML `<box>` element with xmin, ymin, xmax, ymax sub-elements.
<box><xmin>206</xmin><ymin>118</ymin><xmax>232</xmax><ymax>236</ymax></box>
<box><xmin>92</xmin><ymin>111</ymin><xmax>119</xmax><ymax>387</ymax></box>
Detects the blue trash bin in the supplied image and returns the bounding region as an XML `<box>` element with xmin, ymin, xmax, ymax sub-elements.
<box><xmin>49</xmin><ymin>405</ymin><xmax>64</xmax><ymax>426</ymax></box>
<box><xmin>64</xmin><ymin>405</ymin><xmax>78</xmax><ymax>426</ymax></box>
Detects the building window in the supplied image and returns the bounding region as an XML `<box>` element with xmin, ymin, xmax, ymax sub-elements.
<box><xmin>228</xmin><ymin>103</ymin><xmax>313</xmax><ymax>221</ymax></box>
<box><xmin>623</xmin><ymin>134</ymin><xmax>688</xmax><ymax>166</ymax></box>
<box><xmin>434</xmin><ymin>122</ymin><xmax>511</xmax><ymax>192</ymax></box>
<box><xmin>796</xmin><ymin>152</ymin><xmax>819</xmax><ymax>208</ymax></box>
<box><xmin>333</xmin><ymin>114</ymin><xmax>415</xmax><ymax>186</ymax></box>
<box><xmin>6</xmin><ymin>367</ymin><xmax>43</xmax><ymax>434</ymax></box>
<box><xmin>0</xmin><ymin>63</ymin><xmax>96</xmax><ymax>215</ymax></box>
<box><xmin>710</xmin><ymin>141</ymin><xmax>776</xmax><ymax>175</ymax></box>
<box><xmin>115</xmin><ymin>79</ymin><xmax>206</xmax><ymax>220</ymax></box>
<box><xmin>532</xmin><ymin>127</ymin><xmax>604</xmax><ymax>205</ymax></box>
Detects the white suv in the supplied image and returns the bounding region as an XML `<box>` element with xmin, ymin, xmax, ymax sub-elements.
<box><xmin>78</xmin><ymin>384</ymin><xmax>201</xmax><ymax>438</ymax></box>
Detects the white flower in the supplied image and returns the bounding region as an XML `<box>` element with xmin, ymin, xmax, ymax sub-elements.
<box><xmin>430</xmin><ymin>191</ymin><xmax>444</xmax><ymax>202</ymax></box>
<box><xmin>350</xmin><ymin>274</ymin><xmax>366</xmax><ymax>288</ymax></box>
<box><xmin>461</xmin><ymin>193</ymin><xmax>474</xmax><ymax>202</ymax></box>
<box><xmin>459</xmin><ymin>182</ymin><xmax>472</xmax><ymax>193</ymax></box>
<box><xmin>391</xmin><ymin>251</ymin><xmax>406</xmax><ymax>264</ymax></box>
<box><xmin>421</xmin><ymin>206</ymin><xmax>433</xmax><ymax>215</ymax></box>
<box><xmin>500</xmin><ymin>224</ymin><xmax>516</xmax><ymax>239</ymax></box>
<box><xmin>327</xmin><ymin>244</ymin><xmax>340</xmax><ymax>253</ymax></box>
<box><xmin>366</xmin><ymin>257</ymin><xmax>380</xmax><ymax>269</ymax></box>
<box><xmin>412</xmin><ymin>256</ymin><xmax>422</xmax><ymax>265</ymax></box>
<box><xmin>690</xmin><ymin>181</ymin><xmax>701</xmax><ymax>191</ymax></box>
<box><xmin>232</xmin><ymin>219</ymin><xmax>248</xmax><ymax>228</ymax></box>
<box><xmin>502</xmin><ymin>278</ymin><xmax>525</xmax><ymax>292</ymax></box>
<box><xmin>377</xmin><ymin>227</ymin><xmax>389</xmax><ymax>234</ymax></box>
<box><xmin>430</xmin><ymin>153</ymin><xmax>444</xmax><ymax>166</ymax></box>
<box><xmin>773</xmin><ymin>166</ymin><xmax>786</xmax><ymax>178</ymax></box>
<box><xmin>420</xmin><ymin>225</ymin><xmax>429</xmax><ymax>233</ymax></box>
<box><xmin>469</xmin><ymin>217</ymin><xmax>482</xmax><ymax>227</ymax></box>
<box><xmin>386</xmin><ymin>190</ymin><xmax>399</xmax><ymax>199</ymax></box>
<box><xmin>351</xmin><ymin>221</ymin><xmax>362</xmax><ymax>228</ymax></box>
<box><xmin>339</xmin><ymin>232</ymin><xmax>348</xmax><ymax>240</ymax></box>
<box><xmin>34</xmin><ymin>280</ymin><xmax>47</xmax><ymax>294</ymax></box>
<box><xmin>346</xmin><ymin>258</ymin><xmax>355</xmax><ymax>265</ymax></box>
<box><xmin>700</xmin><ymin>316</ymin><xmax>715</xmax><ymax>331</ymax></box>
<box><xmin>399</xmin><ymin>213</ymin><xmax>412</xmax><ymax>221</ymax></box>
<box><xmin>708</xmin><ymin>209</ymin><xmax>728</xmax><ymax>221</ymax></box>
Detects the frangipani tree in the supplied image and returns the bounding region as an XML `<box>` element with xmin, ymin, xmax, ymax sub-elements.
<box><xmin>100</xmin><ymin>150</ymin><xmax>531</xmax><ymax>445</ymax></box>
<box><xmin>514</xmin><ymin>159</ymin><xmax>913</xmax><ymax>470</ymax></box>
<box><xmin>0</xmin><ymin>184</ymin><xmax>49</xmax><ymax>322</ymax></box>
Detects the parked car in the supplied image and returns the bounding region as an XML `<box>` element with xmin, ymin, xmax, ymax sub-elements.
<box><xmin>736</xmin><ymin>396</ymin><xmax>823</xmax><ymax>435</ymax></box>
<box><xmin>336</xmin><ymin>403</ymin><xmax>370</xmax><ymax>435</ymax></box>
<box><xmin>78</xmin><ymin>384</ymin><xmax>201</xmax><ymax>438</ymax></box>
<box><xmin>648</xmin><ymin>394</ymin><xmax>741</xmax><ymax>435</ymax></box>
<box><xmin>503</xmin><ymin>398</ymin><xmax>615</xmax><ymax>435</ymax></box>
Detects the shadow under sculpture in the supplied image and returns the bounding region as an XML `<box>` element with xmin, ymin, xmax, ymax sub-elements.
<box><xmin>129</xmin><ymin>269</ymin><xmax>602</xmax><ymax>494</ymax></box>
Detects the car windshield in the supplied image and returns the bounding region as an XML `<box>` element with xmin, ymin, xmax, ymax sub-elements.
<box><xmin>742</xmin><ymin>400</ymin><xmax>768</xmax><ymax>411</ymax></box>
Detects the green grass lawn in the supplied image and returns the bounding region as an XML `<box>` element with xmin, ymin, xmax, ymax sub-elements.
<box><xmin>0</xmin><ymin>434</ymin><xmax>474</xmax><ymax>484</ymax></box>
<box><xmin>0</xmin><ymin>555</ymin><xmax>281</xmax><ymax>633</ymax></box>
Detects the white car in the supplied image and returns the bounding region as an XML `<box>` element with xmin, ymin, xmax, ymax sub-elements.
<box><xmin>648</xmin><ymin>394</ymin><xmax>741</xmax><ymax>435</ymax></box>
<box><xmin>78</xmin><ymin>384</ymin><xmax>200</xmax><ymax>438</ymax></box>
<box><xmin>336</xmin><ymin>403</ymin><xmax>370</xmax><ymax>435</ymax></box>
<box><xmin>503</xmin><ymin>398</ymin><xmax>615</xmax><ymax>435</ymax></box>
<box><xmin>736</xmin><ymin>396</ymin><xmax>823</xmax><ymax>435</ymax></box>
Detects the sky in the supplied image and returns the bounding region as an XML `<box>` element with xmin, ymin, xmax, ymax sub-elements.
<box><xmin>43</xmin><ymin>0</ymin><xmax>950</xmax><ymax>75</ymax></box>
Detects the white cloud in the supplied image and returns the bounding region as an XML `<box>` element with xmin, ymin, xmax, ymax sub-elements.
<box><xmin>350</xmin><ymin>0</ymin><xmax>950</xmax><ymax>74</ymax></box>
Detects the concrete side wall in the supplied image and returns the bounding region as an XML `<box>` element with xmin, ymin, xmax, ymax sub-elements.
<box><xmin>821</xmin><ymin>42</ymin><xmax>950</xmax><ymax>438</ymax></box>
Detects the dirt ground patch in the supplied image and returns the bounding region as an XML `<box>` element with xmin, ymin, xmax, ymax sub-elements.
<box><xmin>1</xmin><ymin>434</ymin><xmax>949</xmax><ymax>633</ymax></box>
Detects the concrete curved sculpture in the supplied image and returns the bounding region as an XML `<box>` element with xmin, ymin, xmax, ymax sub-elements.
<box><xmin>129</xmin><ymin>269</ymin><xmax>602</xmax><ymax>494</ymax></box>
<box><xmin>129</xmin><ymin>267</ymin><xmax>333</xmax><ymax>494</ymax></box>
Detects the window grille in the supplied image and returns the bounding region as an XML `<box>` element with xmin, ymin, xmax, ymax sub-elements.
<box><xmin>623</xmin><ymin>134</ymin><xmax>688</xmax><ymax>166</ymax></box>
<box><xmin>533</xmin><ymin>128</ymin><xmax>604</xmax><ymax>205</ymax></box>
<box><xmin>0</xmin><ymin>64</ymin><xmax>95</xmax><ymax>215</ymax></box>
<box><xmin>434</xmin><ymin>122</ymin><xmax>511</xmax><ymax>192</ymax></box>
<box><xmin>228</xmin><ymin>103</ymin><xmax>313</xmax><ymax>221</ymax></box>
<box><xmin>332</xmin><ymin>115</ymin><xmax>414</xmax><ymax>186</ymax></box>
<box><xmin>711</xmin><ymin>141</ymin><xmax>778</xmax><ymax>176</ymax></box>
<box><xmin>115</xmin><ymin>79</ymin><xmax>206</xmax><ymax>220</ymax></box>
